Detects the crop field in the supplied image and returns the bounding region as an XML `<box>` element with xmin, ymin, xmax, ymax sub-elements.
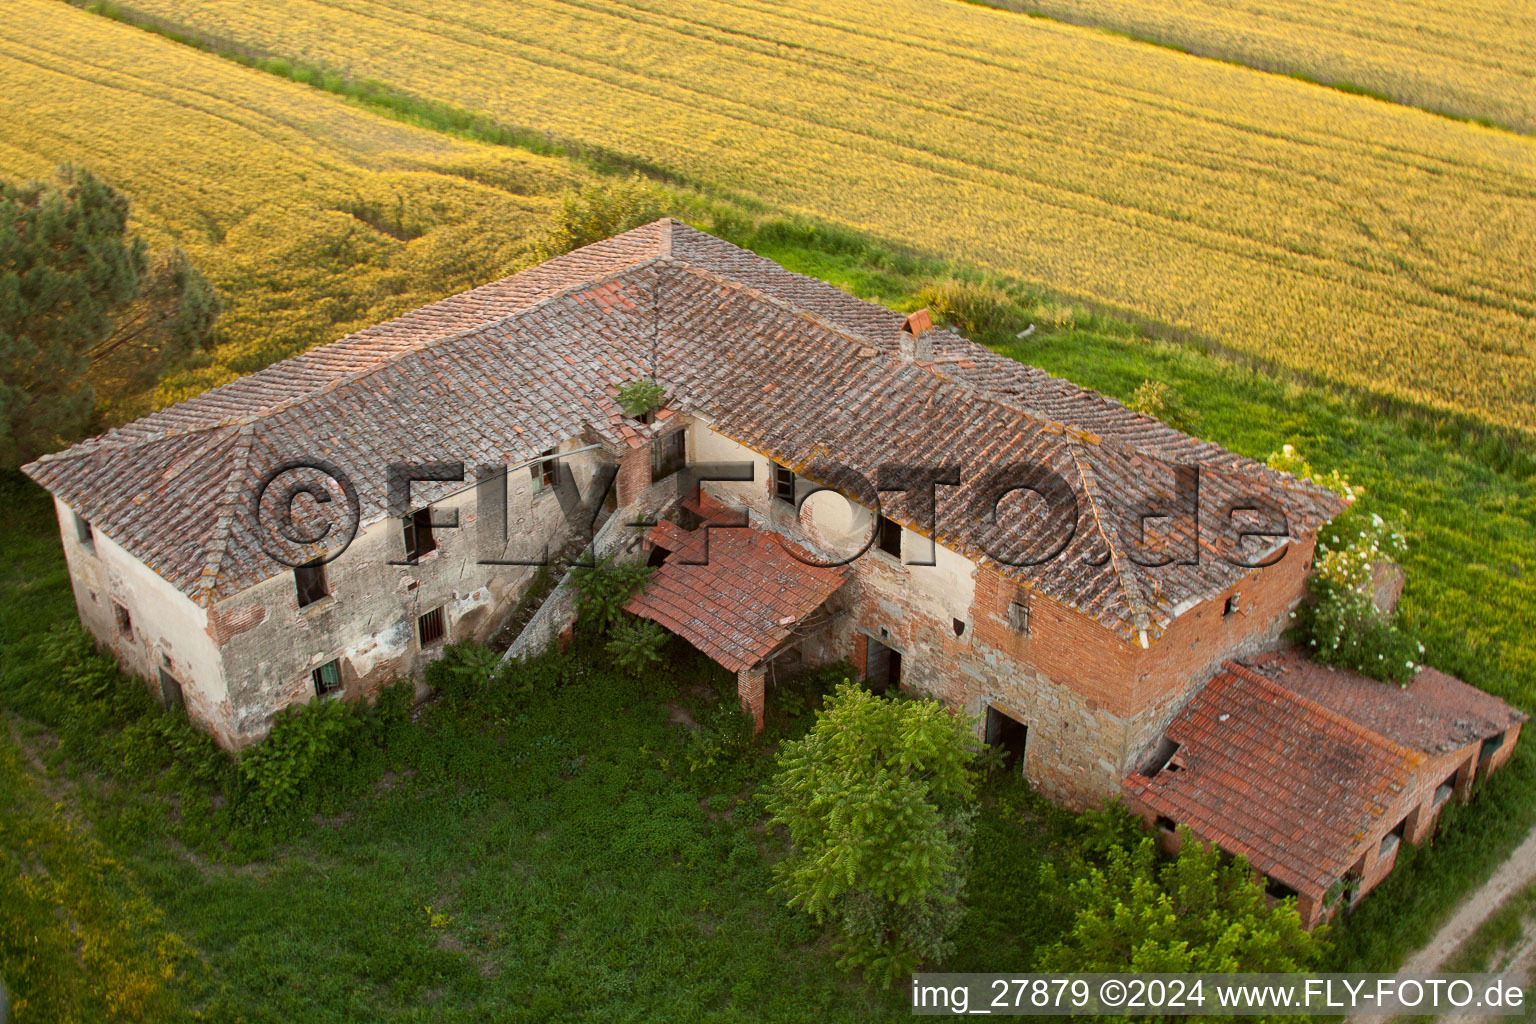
<box><xmin>0</xmin><ymin>0</ymin><xmax>575</xmax><ymax>411</ymax></box>
<box><xmin>984</xmin><ymin>0</ymin><xmax>1536</xmax><ymax>134</ymax></box>
<box><xmin>102</xmin><ymin>0</ymin><xmax>1536</xmax><ymax>439</ymax></box>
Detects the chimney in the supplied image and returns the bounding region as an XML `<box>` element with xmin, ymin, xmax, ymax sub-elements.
<box><xmin>898</xmin><ymin>308</ymin><xmax>934</xmax><ymax>362</ymax></box>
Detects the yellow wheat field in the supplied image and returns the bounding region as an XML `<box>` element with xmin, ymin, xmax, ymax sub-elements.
<box><xmin>0</xmin><ymin>0</ymin><xmax>575</xmax><ymax>411</ymax></box>
<box><xmin>989</xmin><ymin>0</ymin><xmax>1536</xmax><ymax>135</ymax></box>
<box><xmin>123</xmin><ymin>0</ymin><xmax>1536</xmax><ymax>437</ymax></box>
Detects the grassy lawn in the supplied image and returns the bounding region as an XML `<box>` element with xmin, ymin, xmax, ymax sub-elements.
<box><xmin>0</xmin><ymin>469</ymin><xmax>1076</xmax><ymax>1022</ymax></box>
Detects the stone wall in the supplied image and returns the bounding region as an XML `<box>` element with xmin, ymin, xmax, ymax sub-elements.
<box><xmin>52</xmin><ymin>497</ymin><xmax>229</xmax><ymax>739</ymax></box>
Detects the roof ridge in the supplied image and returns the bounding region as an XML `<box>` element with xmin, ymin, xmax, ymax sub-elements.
<box><xmin>1224</xmin><ymin>661</ymin><xmax>1424</xmax><ymax>766</ymax></box>
<box><xmin>194</xmin><ymin>420</ymin><xmax>258</xmax><ymax>608</ymax></box>
<box><xmin>41</xmin><ymin>254</ymin><xmax>668</xmax><ymax>457</ymax></box>
<box><xmin>1067</xmin><ymin>438</ymin><xmax>1157</xmax><ymax>644</ymax></box>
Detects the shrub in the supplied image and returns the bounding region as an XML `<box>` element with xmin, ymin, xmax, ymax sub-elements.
<box><xmin>569</xmin><ymin>555</ymin><xmax>653</xmax><ymax>636</ymax></box>
<box><xmin>615</xmin><ymin>377</ymin><xmax>665</xmax><ymax>419</ymax></box>
<box><xmin>236</xmin><ymin>697</ymin><xmax>354</xmax><ymax>811</ymax></box>
<box><xmin>1036</xmin><ymin>828</ymin><xmax>1326</xmax><ymax>973</ymax></box>
<box><xmin>1270</xmin><ymin>444</ymin><xmax>1421</xmax><ymax>684</ymax></box>
<box><xmin>606</xmin><ymin>617</ymin><xmax>667</xmax><ymax>676</ymax></box>
<box><xmin>683</xmin><ymin>698</ymin><xmax>757</xmax><ymax>774</ymax></box>
<box><xmin>429</xmin><ymin>641</ymin><xmax>503</xmax><ymax>702</ymax></box>
<box><xmin>916</xmin><ymin>279</ymin><xmax>1028</xmax><ymax>343</ymax></box>
<box><xmin>1126</xmin><ymin>378</ymin><xmax>1201</xmax><ymax>434</ymax></box>
<box><xmin>1296</xmin><ymin>576</ymin><xmax>1424</xmax><ymax>685</ymax></box>
<box><xmin>763</xmin><ymin>683</ymin><xmax>980</xmax><ymax>986</ymax></box>
<box><xmin>523</xmin><ymin>174</ymin><xmax>667</xmax><ymax>264</ymax></box>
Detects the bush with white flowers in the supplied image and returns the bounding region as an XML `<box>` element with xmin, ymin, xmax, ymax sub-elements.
<box><xmin>1269</xmin><ymin>445</ymin><xmax>1423</xmax><ymax>686</ymax></box>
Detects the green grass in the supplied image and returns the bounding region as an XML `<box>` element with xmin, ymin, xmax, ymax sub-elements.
<box><xmin>0</xmin><ymin>470</ymin><xmax>1075</xmax><ymax>1021</ymax></box>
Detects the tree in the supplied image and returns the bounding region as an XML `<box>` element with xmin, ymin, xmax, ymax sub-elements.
<box><xmin>763</xmin><ymin>682</ymin><xmax>981</xmax><ymax>986</ymax></box>
<box><xmin>1036</xmin><ymin>829</ymin><xmax>1326</xmax><ymax>974</ymax></box>
<box><xmin>0</xmin><ymin>166</ymin><xmax>220</xmax><ymax>466</ymax></box>
<box><xmin>522</xmin><ymin>174</ymin><xmax>667</xmax><ymax>265</ymax></box>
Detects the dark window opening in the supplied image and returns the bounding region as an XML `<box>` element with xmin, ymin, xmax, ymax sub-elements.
<box><xmin>1141</xmin><ymin>737</ymin><xmax>1182</xmax><ymax>777</ymax></box>
<box><xmin>75</xmin><ymin>512</ymin><xmax>94</xmax><ymax>548</ymax></box>
<box><xmin>1008</xmin><ymin>597</ymin><xmax>1030</xmax><ymax>635</ymax></box>
<box><xmin>294</xmin><ymin>558</ymin><xmax>328</xmax><ymax>608</ymax></box>
<box><xmin>1155</xmin><ymin>815</ymin><xmax>1177</xmax><ymax>833</ymax></box>
<box><xmin>864</xmin><ymin>636</ymin><xmax>901</xmax><ymax>695</ymax></box>
<box><xmin>312</xmin><ymin>658</ymin><xmax>342</xmax><ymax>696</ymax></box>
<box><xmin>647</xmin><ymin>544</ymin><xmax>670</xmax><ymax>568</ymax></box>
<box><xmin>113</xmin><ymin>601</ymin><xmax>132</xmax><ymax>636</ymax></box>
<box><xmin>403</xmin><ymin>507</ymin><xmax>436</xmax><ymax>562</ymax></box>
<box><xmin>1380</xmin><ymin>817</ymin><xmax>1408</xmax><ymax>858</ymax></box>
<box><xmin>1223</xmin><ymin>594</ymin><xmax>1240</xmax><ymax>617</ymax></box>
<box><xmin>1434</xmin><ymin>775</ymin><xmax>1456</xmax><ymax>806</ymax></box>
<box><xmin>158</xmin><ymin>667</ymin><xmax>184</xmax><ymax>710</ymax></box>
<box><xmin>531</xmin><ymin>449</ymin><xmax>557</xmax><ymax>492</ymax></box>
<box><xmin>1264</xmin><ymin>876</ymin><xmax>1298</xmax><ymax>901</ymax></box>
<box><xmin>650</xmin><ymin>429</ymin><xmax>686</xmax><ymax>481</ymax></box>
<box><xmin>1480</xmin><ymin>731</ymin><xmax>1506</xmax><ymax>764</ymax></box>
<box><xmin>418</xmin><ymin>606</ymin><xmax>446</xmax><ymax>646</ymax></box>
<box><xmin>985</xmin><ymin>705</ymin><xmax>1029</xmax><ymax>772</ymax></box>
<box><xmin>772</xmin><ymin>463</ymin><xmax>796</xmax><ymax>505</ymax></box>
<box><xmin>876</xmin><ymin>514</ymin><xmax>902</xmax><ymax>558</ymax></box>
<box><xmin>952</xmin><ymin>618</ymin><xmax>966</xmax><ymax>637</ymax></box>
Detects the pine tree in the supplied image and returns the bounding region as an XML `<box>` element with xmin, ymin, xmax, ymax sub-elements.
<box><xmin>0</xmin><ymin>166</ymin><xmax>219</xmax><ymax>466</ymax></box>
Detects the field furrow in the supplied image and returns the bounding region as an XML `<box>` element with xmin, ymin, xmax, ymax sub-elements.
<box><xmin>978</xmin><ymin>0</ymin><xmax>1536</xmax><ymax>134</ymax></box>
<box><xmin>113</xmin><ymin>0</ymin><xmax>1536</xmax><ymax>435</ymax></box>
<box><xmin>0</xmin><ymin>0</ymin><xmax>574</xmax><ymax>409</ymax></box>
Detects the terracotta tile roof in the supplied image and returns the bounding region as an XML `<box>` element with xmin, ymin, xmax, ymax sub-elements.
<box><xmin>1247</xmin><ymin>648</ymin><xmax>1527</xmax><ymax>755</ymax></box>
<box><xmin>625</xmin><ymin>519</ymin><xmax>848</xmax><ymax>673</ymax></box>
<box><xmin>23</xmin><ymin>220</ymin><xmax>1343</xmax><ymax>636</ymax></box>
<box><xmin>1122</xmin><ymin>662</ymin><xmax>1421</xmax><ymax>897</ymax></box>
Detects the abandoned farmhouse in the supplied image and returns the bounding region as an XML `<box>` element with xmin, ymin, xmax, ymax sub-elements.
<box><xmin>24</xmin><ymin>220</ymin><xmax>1521</xmax><ymax>926</ymax></box>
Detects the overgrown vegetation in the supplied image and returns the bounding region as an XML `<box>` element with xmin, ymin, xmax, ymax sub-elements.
<box><xmin>1036</xmin><ymin>826</ymin><xmax>1327</xmax><ymax>972</ymax></box>
<box><xmin>765</xmin><ymin>683</ymin><xmax>982</xmax><ymax>986</ymax></box>
<box><xmin>569</xmin><ymin>554</ymin><xmax>654</xmax><ymax>637</ymax></box>
<box><xmin>1269</xmin><ymin>444</ymin><xmax>1423</xmax><ymax>685</ymax></box>
<box><xmin>614</xmin><ymin>376</ymin><xmax>667</xmax><ymax>420</ymax></box>
<box><xmin>1126</xmin><ymin>379</ymin><xmax>1201</xmax><ymax>435</ymax></box>
<box><xmin>522</xmin><ymin>175</ymin><xmax>670</xmax><ymax>267</ymax></box>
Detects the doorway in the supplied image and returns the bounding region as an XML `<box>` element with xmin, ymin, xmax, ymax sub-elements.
<box><xmin>865</xmin><ymin>637</ymin><xmax>902</xmax><ymax>695</ymax></box>
<box><xmin>985</xmin><ymin>705</ymin><xmax>1028</xmax><ymax>771</ymax></box>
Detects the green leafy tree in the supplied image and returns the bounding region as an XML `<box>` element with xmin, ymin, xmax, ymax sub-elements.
<box><xmin>1037</xmin><ymin>829</ymin><xmax>1325</xmax><ymax>974</ymax></box>
<box><xmin>0</xmin><ymin>166</ymin><xmax>220</xmax><ymax>465</ymax></box>
<box><xmin>764</xmin><ymin>682</ymin><xmax>981</xmax><ymax>986</ymax></box>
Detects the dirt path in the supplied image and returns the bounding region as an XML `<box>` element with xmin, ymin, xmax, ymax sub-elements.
<box><xmin>1346</xmin><ymin>826</ymin><xmax>1536</xmax><ymax>1023</ymax></box>
<box><xmin>1399</xmin><ymin>827</ymin><xmax>1536</xmax><ymax>977</ymax></box>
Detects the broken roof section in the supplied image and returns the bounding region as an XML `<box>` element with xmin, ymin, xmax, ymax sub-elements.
<box><xmin>1247</xmin><ymin>648</ymin><xmax>1527</xmax><ymax>755</ymax></box>
<box><xmin>24</xmin><ymin>220</ymin><xmax>1343</xmax><ymax>640</ymax></box>
<box><xmin>1122</xmin><ymin>654</ymin><xmax>1525</xmax><ymax>899</ymax></box>
<box><xmin>626</xmin><ymin>517</ymin><xmax>848</xmax><ymax>674</ymax></box>
<box><xmin>1122</xmin><ymin>662</ymin><xmax>1420</xmax><ymax>899</ymax></box>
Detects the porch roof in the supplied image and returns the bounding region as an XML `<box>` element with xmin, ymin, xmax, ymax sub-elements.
<box><xmin>625</xmin><ymin>517</ymin><xmax>848</xmax><ymax>673</ymax></box>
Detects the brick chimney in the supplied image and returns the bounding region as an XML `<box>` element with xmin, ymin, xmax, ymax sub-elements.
<box><xmin>898</xmin><ymin>308</ymin><xmax>934</xmax><ymax>362</ymax></box>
